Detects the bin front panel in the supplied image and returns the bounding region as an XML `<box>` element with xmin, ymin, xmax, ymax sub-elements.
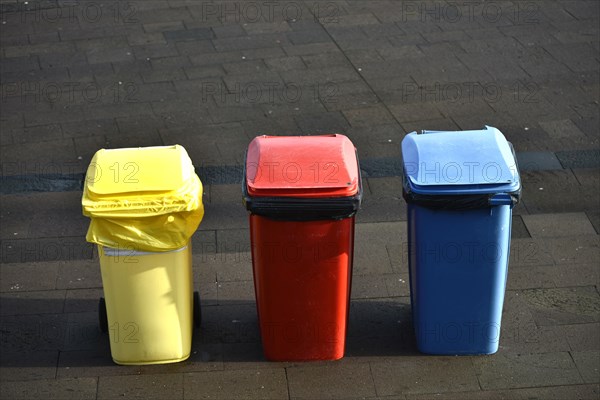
<box><xmin>249</xmin><ymin>215</ymin><xmax>355</xmax><ymax>361</ymax></box>
<box><xmin>407</xmin><ymin>204</ymin><xmax>512</xmax><ymax>355</ymax></box>
<box><xmin>99</xmin><ymin>245</ymin><xmax>193</xmax><ymax>365</ymax></box>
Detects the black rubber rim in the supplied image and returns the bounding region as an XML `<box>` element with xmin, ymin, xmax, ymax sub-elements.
<box><xmin>98</xmin><ymin>297</ymin><xmax>108</xmax><ymax>333</ymax></box>
<box><xmin>193</xmin><ymin>291</ymin><xmax>201</xmax><ymax>328</ymax></box>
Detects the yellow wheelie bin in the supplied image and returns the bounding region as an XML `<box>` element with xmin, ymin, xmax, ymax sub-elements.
<box><xmin>82</xmin><ymin>145</ymin><xmax>204</xmax><ymax>365</ymax></box>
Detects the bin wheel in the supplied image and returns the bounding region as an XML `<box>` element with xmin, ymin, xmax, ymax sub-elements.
<box><xmin>99</xmin><ymin>297</ymin><xmax>108</xmax><ymax>333</ymax></box>
<box><xmin>193</xmin><ymin>291</ymin><xmax>201</xmax><ymax>328</ymax></box>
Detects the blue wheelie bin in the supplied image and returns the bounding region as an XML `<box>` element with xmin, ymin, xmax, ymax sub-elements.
<box><xmin>401</xmin><ymin>126</ymin><xmax>521</xmax><ymax>355</ymax></box>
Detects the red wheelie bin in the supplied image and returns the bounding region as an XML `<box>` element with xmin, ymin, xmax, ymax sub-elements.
<box><xmin>243</xmin><ymin>134</ymin><xmax>362</xmax><ymax>361</ymax></box>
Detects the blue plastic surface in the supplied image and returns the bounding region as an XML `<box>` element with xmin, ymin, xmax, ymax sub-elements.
<box><xmin>402</xmin><ymin>126</ymin><xmax>520</xmax><ymax>355</ymax></box>
<box><xmin>407</xmin><ymin>203</ymin><xmax>511</xmax><ymax>354</ymax></box>
<box><xmin>402</xmin><ymin>126</ymin><xmax>520</xmax><ymax>195</ymax></box>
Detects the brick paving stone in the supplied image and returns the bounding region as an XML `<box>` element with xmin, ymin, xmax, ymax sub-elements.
<box><xmin>353</xmin><ymin>240</ymin><xmax>394</xmax><ymax>276</ymax></box>
<box><xmin>544</xmin><ymin>43</ymin><xmax>599</xmax><ymax>72</ymax></box>
<box><xmin>508</xmin><ymin>238</ymin><xmax>555</xmax><ymax>267</ymax></box>
<box><xmin>558</xmin><ymin>323</ymin><xmax>600</xmax><ymax>352</ymax></box>
<box><xmin>216</xmin><ymin>228</ymin><xmax>250</xmax><ymax>254</ymax></box>
<box><xmin>0</xmin><ymin>138</ymin><xmax>77</xmax><ymax>165</ymax></box>
<box><xmin>520</xmin><ymin>170</ymin><xmax>599</xmax><ymax>214</ymax></box>
<box><xmin>211</xmin><ymin>24</ymin><xmax>246</xmax><ymax>39</ymax></box>
<box><xmin>371</xmin><ymin>357</ymin><xmax>480</xmax><ymax>396</ymax></box>
<box><xmin>212</xmin><ymin>34</ymin><xmax>289</xmax><ymax>52</ymax></box>
<box><xmin>203</xmin><ymin>302</ymin><xmax>260</xmax><ymax>343</ymax></box>
<box><xmin>357</xmin><ymin>196</ymin><xmax>405</xmax><ymax>224</ymax></box>
<box><xmin>0</xmin><ymin>289</ymin><xmax>66</xmax><ymax>316</ymax></box>
<box><xmin>506</xmin><ymin>265</ymin><xmax>556</xmax><ymax>291</ymax></box>
<box><xmin>345</xmin><ymin>298</ymin><xmax>416</xmax><ymax>360</ymax></box>
<box><xmin>209</xmin><ymin>183</ymin><xmax>244</xmax><ymax>204</ymax></box>
<box><xmin>127</xmin><ymin>32</ymin><xmax>167</xmax><ymax>46</ymax></box>
<box><xmin>400</xmin><ymin>118</ymin><xmax>461</xmax><ymax>133</ymax></box>
<box><xmin>511</xmin><ymin>215</ymin><xmax>530</xmax><ymax>238</ymax></box>
<box><xmin>287</xmin><ymin>29</ymin><xmax>330</xmax><ymax>45</ymax></box>
<box><xmin>143</xmin><ymin>21</ymin><xmax>185</xmax><ymax>33</ymax></box>
<box><xmin>217</xmin><ymin>280</ymin><xmax>255</xmax><ymax>305</ymax></box>
<box><xmin>1</xmin><ymin>192</ymin><xmax>88</xmax><ymax>239</ymax></box>
<box><xmin>164</xmin><ymin>27</ymin><xmax>214</xmax><ymax>42</ymax></box>
<box><xmin>557</xmin><ymin>150</ymin><xmax>600</xmax><ymax>169</ymax></box>
<box><xmin>515</xmin><ymin>151</ymin><xmax>563</xmax><ymax>171</ymax></box>
<box><xmin>522</xmin><ymin>212</ymin><xmax>597</xmax><ymax>238</ymax></box>
<box><xmin>546</xmin><ymin>235</ymin><xmax>599</xmax><ymax>265</ymax></box>
<box><xmin>283</xmin><ymin>42</ymin><xmax>339</xmax><ymax>56</ymax></box>
<box><xmin>264</xmin><ymin>55</ymin><xmax>305</xmax><ymax>71</ymax></box>
<box><xmin>97</xmin><ymin>374</ymin><xmax>183</xmax><ymax>399</ymax></box>
<box><xmin>150</xmin><ymin>55</ymin><xmax>191</xmax><ymax>69</ymax></box>
<box><xmin>1</xmin><ymin>312</ymin><xmax>72</xmax><ymax>353</ymax></box>
<box><xmin>586</xmin><ymin>211</ymin><xmax>600</xmax><ymax>234</ymax></box>
<box><xmin>1</xmin><ymin>236</ymin><xmax>94</xmax><ymax>264</ymax></box>
<box><xmin>406</xmin><ymin>384</ymin><xmax>600</xmax><ymax>399</ymax></box>
<box><xmin>351</xmin><ymin>273</ymin><xmax>391</xmax><ymax>300</ymax></box>
<box><xmin>242</xmin><ymin>22</ymin><xmax>291</xmax><ymax>36</ymax></box>
<box><xmin>534</xmin><ymin>261</ymin><xmax>598</xmax><ymax>292</ymax></box>
<box><xmin>64</xmin><ymin>288</ymin><xmax>103</xmax><ymax>313</ymax></box>
<box><xmin>571</xmin><ymin>351</ymin><xmax>600</xmax><ymax>384</ymax></box>
<box><xmin>195</xmin><ymin>252</ymin><xmax>253</xmax><ymax>283</ymax></box>
<box><xmin>0</xmin><ymin>261</ymin><xmax>58</xmax><ymax>292</ymax></box>
<box><xmin>131</xmin><ymin>42</ymin><xmax>179</xmax><ymax>59</ymax></box>
<box><xmin>174</xmin><ymin>39</ymin><xmax>216</xmax><ymax>56</ymax></box>
<box><xmin>0</xmin><ymin>351</ymin><xmax>59</xmax><ymax>382</ymax></box>
<box><xmin>220</xmin><ymin>342</ymin><xmax>280</xmax><ymax>369</ymax></box>
<box><xmin>385</xmin><ymin>273</ymin><xmax>411</xmax><ymax>298</ymax></box>
<box><xmin>343</xmin><ymin>105</ymin><xmax>397</xmax><ymax>128</ymax></box>
<box><xmin>140</xmin><ymin>67</ymin><xmax>187</xmax><ymax>83</ymax></box>
<box><xmin>473</xmin><ymin>352</ymin><xmax>583</xmax><ymax>390</ymax></box>
<box><xmin>294</xmin><ymin>111</ymin><xmax>350</xmax><ymax>134</ymax></box>
<box><xmin>281</xmin><ymin>65</ymin><xmax>360</xmax><ymax>86</ymax></box>
<box><xmin>4</xmin><ymin>42</ymin><xmax>75</xmax><ymax>58</ymax></box>
<box><xmin>538</xmin><ymin>119</ymin><xmax>588</xmax><ymax>140</ymax></box>
<box><xmin>387</xmin><ymin>102</ymin><xmax>444</xmax><ymax>123</ymax></box>
<box><xmin>183</xmin><ymin>368</ymin><xmax>288</xmax><ymax>399</ymax></box>
<box><xmin>0</xmin><ymin>377</ymin><xmax>97</xmax><ymax>400</ymax></box>
<box><xmin>0</xmin><ymin>55</ymin><xmax>40</xmax><ymax>72</ymax></box>
<box><xmin>500</xmin><ymin>295</ymin><xmax>571</xmax><ymax>354</ymax></box>
<box><xmin>287</xmin><ymin>363</ymin><xmax>376</xmax><ymax>399</ymax></box>
<box><xmin>301</xmin><ymin>52</ymin><xmax>349</xmax><ymax>69</ymax></box>
<box><xmin>519</xmin><ymin>286</ymin><xmax>600</xmax><ymax>326</ymax></box>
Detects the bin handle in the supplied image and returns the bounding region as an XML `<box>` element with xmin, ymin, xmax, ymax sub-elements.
<box><xmin>489</xmin><ymin>193</ymin><xmax>516</xmax><ymax>206</ymax></box>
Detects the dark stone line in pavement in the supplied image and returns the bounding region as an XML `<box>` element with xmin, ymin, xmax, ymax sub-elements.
<box><xmin>555</xmin><ymin>149</ymin><xmax>600</xmax><ymax>169</ymax></box>
<box><xmin>1</xmin><ymin>152</ymin><xmax>594</xmax><ymax>194</ymax></box>
<box><xmin>516</xmin><ymin>152</ymin><xmax>563</xmax><ymax>171</ymax></box>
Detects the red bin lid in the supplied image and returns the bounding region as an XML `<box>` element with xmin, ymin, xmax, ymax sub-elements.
<box><xmin>245</xmin><ymin>134</ymin><xmax>360</xmax><ymax>198</ymax></box>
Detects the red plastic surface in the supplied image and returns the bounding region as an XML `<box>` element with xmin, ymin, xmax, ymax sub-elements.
<box><xmin>249</xmin><ymin>214</ymin><xmax>355</xmax><ymax>361</ymax></box>
<box><xmin>246</xmin><ymin>134</ymin><xmax>359</xmax><ymax>198</ymax></box>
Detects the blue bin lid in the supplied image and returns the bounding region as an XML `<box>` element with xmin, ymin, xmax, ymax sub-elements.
<box><xmin>401</xmin><ymin>126</ymin><xmax>521</xmax><ymax>195</ymax></box>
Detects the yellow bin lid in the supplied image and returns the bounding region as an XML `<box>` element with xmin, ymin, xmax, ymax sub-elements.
<box><xmin>86</xmin><ymin>145</ymin><xmax>194</xmax><ymax>196</ymax></box>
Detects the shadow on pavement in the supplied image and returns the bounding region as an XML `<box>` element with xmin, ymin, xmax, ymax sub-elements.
<box><xmin>0</xmin><ymin>296</ymin><xmax>418</xmax><ymax>369</ymax></box>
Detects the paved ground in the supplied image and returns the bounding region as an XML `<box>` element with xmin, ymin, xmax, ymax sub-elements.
<box><xmin>1</xmin><ymin>0</ymin><xmax>599</xmax><ymax>399</ymax></box>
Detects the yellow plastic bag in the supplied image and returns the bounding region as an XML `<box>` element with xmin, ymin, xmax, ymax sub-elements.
<box><xmin>82</xmin><ymin>145</ymin><xmax>204</xmax><ymax>251</ymax></box>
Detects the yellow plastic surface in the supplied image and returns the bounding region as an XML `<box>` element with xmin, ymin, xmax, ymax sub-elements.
<box><xmin>99</xmin><ymin>244</ymin><xmax>193</xmax><ymax>365</ymax></box>
<box><xmin>82</xmin><ymin>145</ymin><xmax>204</xmax><ymax>251</ymax></box>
